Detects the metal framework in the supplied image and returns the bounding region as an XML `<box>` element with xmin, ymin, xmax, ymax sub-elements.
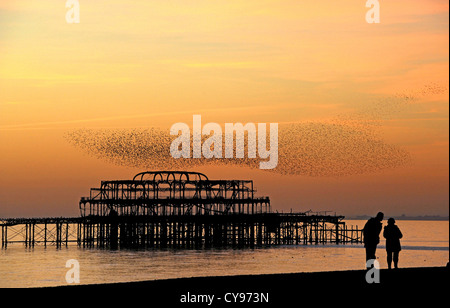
<box><xmin>1</xmin><ymin>171</ymin><xmax>364</xmax><ymax>249</ymax></box>
<box><xmin>79</xmin><ymin>171</ymin><xmax>270</xmax><ymax>217</ymax></box>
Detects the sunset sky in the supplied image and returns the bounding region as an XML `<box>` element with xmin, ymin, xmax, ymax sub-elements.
<box><xmin>0</xmin><ymin>0</ymin><xmax>448</xmax><ymax>218</ymax></box>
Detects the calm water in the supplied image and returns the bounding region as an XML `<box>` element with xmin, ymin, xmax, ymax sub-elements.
<box><xmin>0</xmin><ymin>220</ymin><xmax>448</xmax><ymax>288</ymax></box>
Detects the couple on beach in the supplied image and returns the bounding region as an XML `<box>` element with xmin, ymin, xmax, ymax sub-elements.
<box><xmin>363</xmin><ymin>212</ymin><xmax>403</xmax><ymax>269</ymax></box>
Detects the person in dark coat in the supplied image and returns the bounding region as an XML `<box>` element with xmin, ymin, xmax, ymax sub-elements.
<box><xmin>363</xmin><ymin>212</ymin><xmax>384</xmax><ymax>266</ymax></box>
<box><xmin>383</xmin><ymin>218</ymin><xmax>403</xmax><ymax>269</ymax></box>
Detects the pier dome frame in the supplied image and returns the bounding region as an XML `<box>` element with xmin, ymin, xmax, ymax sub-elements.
<box><xmin>79</xmin><ymin>171</ymin><xmax>270</xmax><ymax>217</ymax></box>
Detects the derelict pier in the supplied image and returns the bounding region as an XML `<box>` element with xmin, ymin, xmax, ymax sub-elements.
<box><xmin>1</xmin><ymin>171</ymin><xmax>363</xmax><ymax>249</ymax></box>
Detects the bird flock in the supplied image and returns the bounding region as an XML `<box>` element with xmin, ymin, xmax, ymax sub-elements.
<box><xmin>65</xmin><ymin>85</ymin><xmax>445</xmax><ymax>177</ymax></box>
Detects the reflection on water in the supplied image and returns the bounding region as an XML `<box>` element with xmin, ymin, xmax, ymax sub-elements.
<box><xmin>0</xmin><ymin>220</ymin><xmax>448</xmax><ymax>288</ymax></box>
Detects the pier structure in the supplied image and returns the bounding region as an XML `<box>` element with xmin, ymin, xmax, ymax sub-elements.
<box><xmin>1</xmin><ymin>171</ymin><xmax>363</xmax><ymax>249</ymax></box>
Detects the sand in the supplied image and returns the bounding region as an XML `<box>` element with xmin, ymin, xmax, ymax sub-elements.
<box><xmin>36</xmin><ymin>266</ymin><xmax>449</xmax><ymax>306</ymax></box>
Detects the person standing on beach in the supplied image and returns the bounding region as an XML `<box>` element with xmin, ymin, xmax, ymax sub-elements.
<box><xmin>363</xmin><ymin>212</ymin><xmax>384</xmax><ymax>266</ymax></box>
<box><xmin>383</xmin><ymin>218</ymin><xmax>403</xmax><ymax>269</ymax></box>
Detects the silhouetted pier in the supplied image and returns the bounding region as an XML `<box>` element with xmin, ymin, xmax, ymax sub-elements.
<box><xmin>1</xmin><ymin>171</ymin><xmax>363</xmax><ymax>249</ymax></box>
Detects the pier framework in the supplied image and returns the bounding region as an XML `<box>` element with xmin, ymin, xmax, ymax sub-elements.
<box><xmin>1</xmin><ymin>171</ymin><xmax>363</xmax><ymax>249</ymax></box>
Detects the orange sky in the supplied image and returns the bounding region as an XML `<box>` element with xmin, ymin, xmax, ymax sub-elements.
<box><xmin>0</xmin><ymin>0</ymin><xmax>448</xmax><ymax>218</ymax></box>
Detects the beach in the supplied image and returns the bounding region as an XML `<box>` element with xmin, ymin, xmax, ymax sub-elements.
<box><xmin>40</xmin><ymin>266</ymin><xmax>448</xmax><ymax>306</ymax></box>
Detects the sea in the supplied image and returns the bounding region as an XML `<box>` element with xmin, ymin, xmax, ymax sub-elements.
<box><xmin>0</xmin><ymin>220</ymin><xmax>448</xmax><ymax>288</ymax></box>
